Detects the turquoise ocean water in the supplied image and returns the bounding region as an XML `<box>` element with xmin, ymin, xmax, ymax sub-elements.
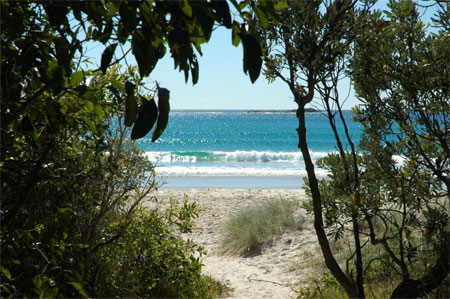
<box><xmin>135</xmin><ymin>110</ymin><xmax>362</xmax><ymax>188</ymax></box>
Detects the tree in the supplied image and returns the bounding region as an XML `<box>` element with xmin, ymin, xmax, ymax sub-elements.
<box><xmin>349</xmin><ymin>1</ymin><xmax>449</xmax><ymax>297</ymax></box>
<box><xmin>261</xmin><ymin>0</ymin><xmax>449</xmax><ymax>297</ymax></box>
<box><xmin>1</xmin><ymin>0</ymin><xmax>285</xmax><ymax>135</ymax></box>
<box><xmin>0</xmin><ymin>1</ymin><xmax>288</xmax><ymax>296</ymax></box>
<box><xmin>261</xmin><ymin>0</ymin><xmax>366</xmax><ymax>297</ymax></box>
<box><xmin>0</xmin><ymin>64</ymin><xmax>159</xmax><ymax>296</ymax></box>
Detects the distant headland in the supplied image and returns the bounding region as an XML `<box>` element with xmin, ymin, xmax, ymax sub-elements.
<box><xmin>247</xmin><ymin>108</ymin><xmax>319</xmax><ymax>114</ymax></box>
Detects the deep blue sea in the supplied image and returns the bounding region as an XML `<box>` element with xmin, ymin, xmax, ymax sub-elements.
<box><xmin>135</xmin><ymin>110</ymin><xmax>362</xmax><ymax>188</ymax></box>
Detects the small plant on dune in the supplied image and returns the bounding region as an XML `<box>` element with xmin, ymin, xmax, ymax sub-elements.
<box><xmin>92</xmin><ymin>197</ymin><xmax>226</xmax><ymax>298</ymax></box>
<box><xmin>220</xmin><ymin>198</ymin><xmax>305</xmax><ymax>256</ymax></box>
<box><xmin>296</xmin><ymin>227</ymin><xmax>449</xmax><ymax>299</ymax></box>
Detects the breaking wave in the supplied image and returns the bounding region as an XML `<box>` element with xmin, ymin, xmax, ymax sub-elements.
<box><xmin>145</xmin><ymin>150</ymin><xmax>330</xmax><ymax>164</ymax></box>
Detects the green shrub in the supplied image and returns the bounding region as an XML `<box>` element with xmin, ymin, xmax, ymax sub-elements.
<box><xmin>220</xmin><ymin>198</ymin><xmax>305</xmax><ymax>256</ymax></box>
<box><xmin>0</xmin><ymin>67</ymin><xmax>226</xmax><ymax>298</ymax></box>
<box><xmin>298</xmin><ymin>273</ymin><xmax>345</xmax><ymax>299</ymax></box>
<box><xmin>195</xmin><ymin>274</ymin><xmax>232</xmax><ymax>298</ymax></box>
<box><xmin>91</xmin><ymin>197</ymin><xmax>203</xmax><ymax>298</ymax></box>
<box><xmin>296</xmin><ymin>234</ymin><xmax>450</xmax><ymax>299</ymax></box>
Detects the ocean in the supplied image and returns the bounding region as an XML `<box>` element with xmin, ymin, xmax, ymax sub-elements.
<box><xmin>135</xmin><ymin>110</ymin><xmax>362</xmax><ymax>189</ymax></box>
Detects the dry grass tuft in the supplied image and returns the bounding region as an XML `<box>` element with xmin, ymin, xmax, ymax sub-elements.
<box><xmin>220</xmin><ymin>198</ymin><xmax>305</xmax><ymax>257</ymax></box>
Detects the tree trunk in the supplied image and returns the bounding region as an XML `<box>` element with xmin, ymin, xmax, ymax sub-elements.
<box><xmin>296</xmin><ymin>105</ymin><xmax>363</xmax><ymax>298</ymax></box>
<box><xmin>391</xmin><ymin>236</ymin><xmax>449</xmax><ymax>298</ymax></box>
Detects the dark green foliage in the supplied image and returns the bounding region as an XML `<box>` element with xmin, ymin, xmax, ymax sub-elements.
<box><xmin>93</xmin><ymin>200</ymin><xmax>207</xmax><ymax>298</ymax></box>
<box><xmin>241</xmin><ymin>32</ymin><xmax>263</xmax><ymax>83</ymax></box>
<box><xmin>1</xmin><ymin>69</ymin><xmax>148</xmax><ymax>297</ymax></box>
<box><xmin>131</xmin><ymin>98</ymin><xmax>158</xmax><ymax>140</ymax></box>
<box><xmin>100</xmin><ymin>43</ymin><xmax>118</xmax><ymax>74</ymax></box>
<box><xmin>124</xmin><ymin>93</ymin><xmax>139</xmax><ymax>127</ymax></box>
<box><xmin>260</xmin><ymin>1</ymin><xmax>363</xmax><ymax>297</ymax></box>
<box><xmin>347</xmin><ymin>2</ymin><xmax>450</xmax><ymax>297</ymax></box>
<box><xmin>0</xmin><ymin>0</ymin><xmax>276</xmax><ymax>143</ymax></box>
<box><xmin>0</xmin><ymin>66</ymin><xmax>212</xmax><ymax>297</ymax></box>
<box><xmin>262</xmin><ymin>0</ymin><xmax>448</xmax><ymax>297</ymax></box>
<box><xmin>301</xmin><ymin>2</ymin><xmax>449</xmax><ymax>297</ymax></box>
<box><xmin>152</xmin><ymin>87</ymin><xmax>171</xmax><ymax>142</ymax></box>
<box><xmin>0</xmin><ymin>1</ymin><xmax>282</xmax><ymax>296</ymax></box>
<box><xmin>212</xmin><ymin>1</ymin><xmax>232</xmax><ymax>28</ymax></box>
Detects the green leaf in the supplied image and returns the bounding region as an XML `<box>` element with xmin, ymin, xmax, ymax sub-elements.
<box><xmin>125</xmin><ymin>81</ymin><xmax>135</xmax><ymax>95</ymax></box>
<box><xmin>180</xmin><ymin>0</ymin><xmax>192</xmax><ymax>17</ymax></box>
<box><xmin>68</xmin><ymin>282</ymin><xmax>88</xmax><ymax>298</ymax></box>
<box><xmin>107</xmin><ymin>85</ymin><xmax>121</xmax><ymax>102</ymax></box>
<box><xmin>100</xmin><ymin>43</ymin><xmax>118</xmax><ymax>74</ymax></box>
<box><xmin>110</xmin><ymin>79</ymin><xmax>125</xmax><ymax>93</ymax></box>
<box><xmin>95</xmin><ymin>105</ymin><xmax>104</xmax><ymax>119</ymax></box>
<box><xmin>238</xmin><ymin>1</ymin><xmax>249</xmax><ymax>10</ymax></box>
<box><xmin>213</xmin><ymin>1</ymin><xmax>232</xmax><ymax>28</ymax></box>
<box><xmin>69</xmin><ymin>71</ymin><xmax>84</xmax><ymax>86</ymax></box>
<box><xmin>241</xmin><ymin>33</ymin><xmax>262</xmax><ymax>83</ymax></box>
<box><xmin>105</xmin><ymin>1</ymin><xmax>121</xmax><ymax>20</ymax></box>
<box><xmin>274</xmin><ymin>1</ymin><xmax>289</xmax><ymax>10</ymax></box>
<box><xmin>124</xmin><ymin>94</ymin><xmax>138</xmax><ymax>127</ymax></box>
<box><xmin>259</xmin><ymin>0</ymin><xmax>279</xmax><ymax>22</ymax></box>
<box><xmin>119</xmin><ymin>4</ymin><xmax>137</xmax><ymax>34</ymax></box>
<box><xmin>83</xmin><ymin>101</ymin><xmax>94</xmax><ymax>113</ymax></box>
<box><xmin>33</xmin><ymin>276</ymin><xmax>43</xmax><ymax>289</ymax></box>
<box><xmin>23</xmin><ymin>116</ymin><xmax>39</xmax><ymax>144</ymax></box>
<box><xmin>232</xmin><ymin>21</ymin><xmax>241</xmax><ymax>47</ymax></box>
<box><xmin>131</xmin><ymin>98</ymin><xmax>158</xmax><ymax>140</ymax></box>
<box><xmin>152</xmin><ymin>88</ymin><xmax>170</xmax><ymax>142</ymax></box>
<box><xmin>255</xmin><ymin>6</ymin><xmax>269</xmax><ymax>27</ymax></box>
<box><xmin>2</xmin><ymin>285</ymin><xmax>11</xmax><ymax>295</ymax></box>
<box><xmin>82</xmin><ymin>117</ymin><xmax>97</xmax><ymax>134</ymax></box>
<box><xmin>190</xmin><ymin>56</ymin><xmax>199</xmax><ymax>85</ymax></box>
<box><xmin>131</xmin><ymin>31</ymin><xmax>160</xmax><ymax>77</ymax></box>
<box><xmin>1</xmin><ymin>267</ymin><xmax>11</xmax><ymax>280</ymax></box>
<box><xmin>191</xmin><ymin>4</ymin><xmax>214</xmax><ymax>40</ymax></box>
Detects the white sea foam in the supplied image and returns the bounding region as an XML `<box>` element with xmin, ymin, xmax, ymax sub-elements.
<box><xmin>144</xmin><ymin>150</ymin><xmax>331</xmax><ymax>164</ymax></box>
<box><xmin>144</xmin><ymin>150</ymin><xmax>332</xmax><ymax>178</ymax></box>
<box><xmin>154</xmin><ymin>165</ymin><xmax>330</xmax><ymax>177</ymax></box>
<box><xmin>224</xmin><ymin>150</ymin><xmax>302</xmax><ymax>162</ymax></box>
<box><xmin>145</xmin><ymin>151</ymin><xmax>198</xmax><ymax>163</ymax></box>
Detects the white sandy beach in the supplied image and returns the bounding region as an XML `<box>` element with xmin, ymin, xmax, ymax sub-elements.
<box><xmin>147</xmin><ymin>188</ymin><xmax>322</xmax><ymax>299</ymax></box>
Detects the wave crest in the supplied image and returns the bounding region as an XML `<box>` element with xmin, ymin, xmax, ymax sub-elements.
<box><xmin>154</xmin><ymin>166</ymin><xmax>330</xmax><ymax>177</ymax></box>
<box><xmin>145</xmin><ymin>150</ymin><xmax>330</xmax><ymax>164</ymax></box>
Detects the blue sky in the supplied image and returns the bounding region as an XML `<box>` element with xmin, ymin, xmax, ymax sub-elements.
<box><xmin>142</xmin><ymin>26</ymin><xmax>304</xmax><ymax>110</ymax></box>
<box><xmin>85</xmin><ymin>1</ymin><xmax>441</xmax><ymax>110</ymax></box>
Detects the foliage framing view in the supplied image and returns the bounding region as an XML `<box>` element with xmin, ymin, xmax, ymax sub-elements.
<box><xmin>0</xmin><ymin>0</ymin><xmax>285</xmax><ymax>297</ymax></box>
<box><xmin>1</xmin><ymin>0</ymin><xmax>449</xmax><ymax>298</ymax></box>
<box><xmin>262</xmin><ymin>0</ymin><xmax>449</xmax><ymax>297</ymax></box>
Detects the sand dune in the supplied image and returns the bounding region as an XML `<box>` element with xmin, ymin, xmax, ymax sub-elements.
<box><xmin>149</xmin><ymin>188</ymin><xmax>320</xmax><ymax>298</ymax></box>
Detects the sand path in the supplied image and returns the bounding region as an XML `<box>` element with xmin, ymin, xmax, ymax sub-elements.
<box><xmin>149</xmin><ymin>188</ymin><xmax>320</xmax><ymax>299</ymax></box>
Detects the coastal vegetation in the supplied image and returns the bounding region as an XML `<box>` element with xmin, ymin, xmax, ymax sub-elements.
<box><xmin>0</xmin><ymin>62</ymin><xmax>220</xmax><ymax>297</ymax></box>
<box><xmin>261</xmin><ymin>0</ymin><xmax>449</xmax><ymax>297</ymax></box>
<box><xmin>1</xmin><ymin>1</ymin><xmax>269</xmax><ymax>296</ymax></box>
<box><xmin>220</xmin><ymin>198</ymin><xmax>305</xmax><ymax>256</ymax></box>
<box><xmin>1</xmin><ymin>0</ymin><xmax>448</xmax><ymax>298</ymax></box>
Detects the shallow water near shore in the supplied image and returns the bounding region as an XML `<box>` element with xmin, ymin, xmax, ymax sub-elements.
<box><xmin>158</xmin><ymin>175</ymin><xmax>307</xmax><ymax>189</ymax></box>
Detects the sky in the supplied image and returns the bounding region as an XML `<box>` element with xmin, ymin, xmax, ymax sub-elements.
<box><xmin>138</xmin><ymin>26</ymin><xmax>305</xmax><ymax>110</ymax></box>
<box><xmin>85</xmin><ymin>0</ymin><xmax>442</xmax><ymax>110</ymax></box>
